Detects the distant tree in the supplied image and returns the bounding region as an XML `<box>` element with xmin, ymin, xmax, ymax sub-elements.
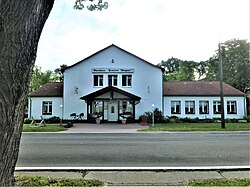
<box><xmin>203</xmin><ymin>39</ymin><xmax>250</xmax><ymax>93</ymax></box>
<box><xmin>54</xmin><ymin>64</ymin><xmax>68</xmax><ymax>81</ymax></box>
<box><xmin>159</xmin><ymin>58</ymin><xmax>196</xmax><ymax>81</ymax></box>
<box><xmin>29</xmin><ymin>66</ymin><xmax>60</xmax><ymax>92</ymax></box>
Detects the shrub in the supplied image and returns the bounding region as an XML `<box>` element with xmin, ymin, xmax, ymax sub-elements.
<box><xmin>168</xmin><ymin>116</ymin><xmax>181</xmax><ymax>123</ymax></box>
<box><xmin>23</xmin><ymin>118</ymin><xmax>32</xmax><ymax>124</ymax></box>
<box><xmin>180</xmin><ymin>117</ymin><xmax>199</xmax><ymax>123</ymax></box>
<box><xmin>64</xmin><ymin>122</ymin><xmax>73</xmax><ymax>128</ymax></box>
<box><xmin>45</xmin><ymin>116</ymin><xmax>61</xmax><ymax>123</ymax></box>
<box><xmin>243</xmin><ymin>115</ymin><xmax>250</xmax><ymax>122</ymax></box>
<box><xmin>142</xmin><ymin>108</ymin><xmax>165</xmax><ymax>123</ymax></box>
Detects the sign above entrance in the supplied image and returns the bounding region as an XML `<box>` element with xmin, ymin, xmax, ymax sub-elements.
<box><xmin>92</xmin><ymin>68</ymin><xmax>134</xmax><ymax>73</ymax></box>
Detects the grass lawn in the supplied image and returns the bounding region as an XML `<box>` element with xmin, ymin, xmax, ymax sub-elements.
<box><xmin>188</xmin><ymin>178</ymin><xmax>250</xmax><ymax>186</ymax></box>
<box><xmin>139</xmin><ymin>122</ymin><xmax>250</xmax><ymax>132</ymax></box>
<box><xmin>15</xmin><ymin>175</ymin><xmax>104</xmax><ymax>187</ymax></box>
<box><xmin>22</xmin><ymin>124</ymin><xmax>67</xmax><ymax>132</ymax></box>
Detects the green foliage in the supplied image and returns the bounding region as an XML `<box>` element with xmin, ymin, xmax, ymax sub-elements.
<box><xmin>22</xmin><ymin>125</ymin><xmax>66</xmax><ymax>132</ymax></box>
<box><xmin>54</xmin><ymin>64</ymin><xmax>67</xmax><ymax>81</ymax></box>
<box><xmin>160</xmin><ymin>38</ymin><xmax>249</xmax><ymax>94</ymax></box>
<box><xmin>29</xmin><ymin>66</ymin><xmax>60</xmax><ymax>92</ymax></box>
<box><xmin>74</xmin><ymin>0</ymin><xmax>108</xmax><ymax>11</ymax></box>
<box><xmin>159</xmin><ymin>58</ymin><xmax>196</xmax><ymax>81</ymax></box>
<box><xmin>243</xmin><ymin>115</ymin><xmax>250</xmax><ymax>122</ymax></box>
<box><xmin>24</xmin><ymin>116</ymin><xmax>61</xmax><ymax>124</ymax></box>
<box><xmin>142</xmin><ymin>108</ymin><xmax>165</xmax><ymax>123</ymax></box>
<box><xmin>139</xmin><ymin>123</ymin><xmax>250</xmax><ymax>132</ymax></box>
<box><xmin>203</xmin><ymin>39</ymin><xmax>250</xmax><ymax>93</ymax></box>
<box><xmin>188</xmin><ymin>178</ymin><xmax>250</xmax><ymax>186</ymax></box>
<box><xmin>45</xmin><ymin>116</ymin><xmax>61</xmax><ymax>123</ymax></box>
<box><xmin>15</xmin><ymin>175</ymin><xmax>104</xmax><ymax>187</ymax></box>
<box><xmin>64</xmin><ymin>121</ymin><xmax>74</xmax><ymax>128</ymax></box>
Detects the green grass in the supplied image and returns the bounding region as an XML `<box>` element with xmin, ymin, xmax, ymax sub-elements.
<box><xmin>188</xmin><ymin>178</ymin><xmax>250</xmax><ymax>186</ymax></box>
<box><xmin>15</xmin><ymin>175</ymin><xmax>104</xmax><ymax>187</ymax></box>
<box><xmin>139</xmin><ymin>123</ymin><xmax>250</xmax><ymax>132</ymax></box>
<box><xmin>22</xmin><ymin>124</ymin><xmax>67</xmax><ymax>132</ymax></box>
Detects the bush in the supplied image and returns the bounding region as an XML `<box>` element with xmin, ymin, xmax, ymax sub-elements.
<box><xmin>243</xmin><ymin>115</ymin><xmax>250</xmax><ymax>122</ymax></box>
<box><xmin>181</xmin><ymin>117</ymin><xmax>200</xmax><ymax>123</ymax></box>
<box><xmin>168</xmin><ymin>116</ymin><xmax>181</xmax><ymax>123</ymax></box>
<box><xmin>64</xmin><ymin>121</ymin><xmax>73</xmax><ymax>128</ymax></box>
<box><xmin>23</xmin><ymin>118</ymin><xmax>32</xmax><ymax>124</ymax></box>
<box><xmin>44</xmin><ymin>116</ymin><xmax>61</xmax><ymax>123</ymax></box>
<box><xmin>142</xmin><ymin>108</ymin><xmax>165</xmax><ymax>123</ymax></box>
<box><xmin>24</xmin><ymin>116</ymin><xmax>61</xmax><ymax>124</ymax></box>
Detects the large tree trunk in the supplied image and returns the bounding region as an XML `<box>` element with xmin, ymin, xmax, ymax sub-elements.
<box><xmin>0</xmin><ymin>1</ymin><xmax>54</xmax><ymax>186</ymax></box>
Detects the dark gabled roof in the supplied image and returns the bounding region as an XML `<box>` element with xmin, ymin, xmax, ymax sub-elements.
<box><xmin>163</xmin><ymin>81</ymin><xmax>245</xmax><ymax>96</ymax></box>
<box><xmin>80</xmin><ymin>86</ymin><xmax>141</xmax><ymax>101</ymax></box>
<box><xmin>29</xmin><ymin>82</ymin><xmax>63</xmax><ymax>97</ymax></box>
<box><xmin>63</xmin><ymin>44</ymin><xmax>164</xmax><ymax>72</ymax></box>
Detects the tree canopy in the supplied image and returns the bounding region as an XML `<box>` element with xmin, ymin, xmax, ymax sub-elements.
<box><xmin>159</xmin><ymin>38</ymin><xmax>250</xmax><ymax>94</ymax></box>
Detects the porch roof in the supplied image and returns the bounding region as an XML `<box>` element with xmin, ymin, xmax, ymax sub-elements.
<box><xmin>80</xmin><ymin>86</ymin><xmax>141</xmax><ymax>101</ymax></box>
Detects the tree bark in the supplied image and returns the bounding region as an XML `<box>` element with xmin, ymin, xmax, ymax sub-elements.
<box><xmin>0</xmin><ymin>1</ymin><xmax>54</xmax><ymax>186</ymax></box>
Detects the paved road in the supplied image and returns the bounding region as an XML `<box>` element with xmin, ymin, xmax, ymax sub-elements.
<box><xmin>17</xmin><ymin>132</ymin><xmax>250</xmax><ymax>167</ymax></box>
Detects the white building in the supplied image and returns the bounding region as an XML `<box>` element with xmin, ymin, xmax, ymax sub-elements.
<box><xmin>163</xmin><ymin>81</ymin><xmax>247</xmax><ymax>119</ymax></box>
<box><xmin>28</xmin><ymin>45</ymin><xmax>247</xmax><ymax>122</ymax></box>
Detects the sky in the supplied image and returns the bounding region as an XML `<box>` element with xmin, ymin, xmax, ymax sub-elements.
<box><xmin>36</xmin><ymin>0</ymin><xmax>249</xmax><ymax>71</ymax></box>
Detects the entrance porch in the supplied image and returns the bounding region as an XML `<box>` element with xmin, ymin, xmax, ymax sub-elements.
<box><xmin>80</xmin><ymin>86</ymin><xmax>141</xmax><ymax>123</ymax></box>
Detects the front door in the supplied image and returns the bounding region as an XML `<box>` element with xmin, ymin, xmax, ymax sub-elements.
<box><xmin>108</xmin><ymin>101</ymin><xmax>118</xmax><ymax>122</ymax></box>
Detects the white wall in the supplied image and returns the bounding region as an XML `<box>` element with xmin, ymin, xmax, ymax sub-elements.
<box><xmin>28</xmin><ymin>97</ymin><xmax>63</xmax><ymax>119</ymax></box>
<box><xmin>63</xmin><ymin>46</ymin><xmax>163</xmax><ymax>120</ymax></box>
<box><xmin>163</xmin><ymin>96</ymin><xmax>246</xmax><ymax>119</ymax></box>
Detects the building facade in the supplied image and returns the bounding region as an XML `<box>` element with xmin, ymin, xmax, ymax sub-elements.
<box><xmin>28</xmin><ymin>45</ymin><xmax>247</xmax><ymax>122</ymax></box>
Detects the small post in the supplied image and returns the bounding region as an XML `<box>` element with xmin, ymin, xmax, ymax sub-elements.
<box><xmin>152</xmin><ymin>104</ymin><xmax>155</xmax><ymax>127</ymax></box>
<box><xmin>219</xmin><ymin>43</ymin><xmax>225</xmax><ymax>129</ymax></box>
<box><xmin>60</xmin><ymin>104</ymin><xmax>63</xmax><ymax>125</ymax></box>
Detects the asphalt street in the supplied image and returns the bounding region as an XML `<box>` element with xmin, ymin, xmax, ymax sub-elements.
<box><xmin>17</xmin><ymin>132</ymin><xmax>250</xmax><ymax>167</ymax></box>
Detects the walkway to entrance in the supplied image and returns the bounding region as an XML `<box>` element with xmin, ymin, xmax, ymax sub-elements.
<box><xmin>60</xmin><ymin>123</ymin><xmax>148</xmax><ymax>133</ymax></box>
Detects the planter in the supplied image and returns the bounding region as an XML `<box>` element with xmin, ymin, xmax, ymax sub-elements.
<box><xmin>96</xmin><ymin>118</ymin><xmax>101</xmax><ymax>124</ymax></box>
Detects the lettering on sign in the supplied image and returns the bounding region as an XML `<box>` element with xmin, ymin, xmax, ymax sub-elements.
<box><xmin>92</xmin><ymin>68</ymin><xmax>134</xmax><ymax>73</ymax></box>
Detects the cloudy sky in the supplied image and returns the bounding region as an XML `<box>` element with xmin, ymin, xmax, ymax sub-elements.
<box><xmin>36</xmin><ymin>0</ymin><xmax>249</xmax><ymax>71</ymax></box>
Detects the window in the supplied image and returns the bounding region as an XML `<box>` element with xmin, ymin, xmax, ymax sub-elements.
<box><xmin>111</xmin><ymin>106</ymin><xmax>115</xmax><ymax>113</ymax></box>
<box><xmin>42</xmin><ymin>101</ymin><xmax>52</xmax><ymax>115</ymax></box>
<box><xmin>121</xmin><ymin>101</ymin><xmax>133</xmax><ymax>114</ymax></box>
<box><xmin>93</xmin><ymin>101</ymin><xmax>103</xmax><ymax>114</ymax></box>
<box><xmin>108</xmin><ymin>75</ymin><xmax>117</xmax><ymax>86</ymax></box>
<box><xmin>199</xmin><ymin>101</ymin><xmax>209</xmax><ymax>114</ymax></box>
<box><xmin>213</xmin><ymin>101</ymin><xmax>221</xmax><ymax>114</ymax></box>
<box><xmin>93</xmin><ymin>75</ymin><xmax>103</xmax><ymax>87</ymax></box>
<box><xmin>227</xmin><ymin>101</ymin><xmax>237</xmax><ymax>114</ymax></box>
<box><xmin>185</xmin><ymin>101</ymin><xmax>195</xmax><ymax>114</ymax></box>
<box><xmin>122</xmin><ymin>75</ymin><xmax>132</xmax><ymax>87</ymax></box>
<box><xmin>171</xmin><ymin>101</ymin><xmax>181</xmax><ymax>114</ymax></box>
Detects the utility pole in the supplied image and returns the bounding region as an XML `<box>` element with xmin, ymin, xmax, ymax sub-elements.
<box><xmin>219</xmin><ymin>43</ymin><xmax>225</xmax><ymax>129</ymax></box>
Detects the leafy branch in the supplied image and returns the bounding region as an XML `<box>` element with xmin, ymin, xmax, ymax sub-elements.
<box><xmin>74</xmin><ymin>0</ymin><xmax>108</xmax><ymax>11</ymax></box>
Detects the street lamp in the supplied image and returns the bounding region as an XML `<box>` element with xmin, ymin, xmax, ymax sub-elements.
<box><xmin>219</xmin><ymin>43</ymin><xmax>225</xmax><ymax>129</ymax></box>
<box><xmin>60</xmin><ymin>104</ymin><xmax>63</xmax><ymax>125</ymax></box>
<box><xmin>152</xmin><ymin>104</ymin><xmax>155</xmax><ymax>127</ymax></box>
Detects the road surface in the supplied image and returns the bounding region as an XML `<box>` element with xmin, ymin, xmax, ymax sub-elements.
<box><xmin>17</xmin><ymin>132</ymin><xmax>250</xmax><ymax>167</ymax></box>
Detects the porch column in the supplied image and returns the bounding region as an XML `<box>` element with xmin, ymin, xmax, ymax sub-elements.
<box><xmin>102</xmin><ymin>101</ymin><xmax>104</xmax><ymax>121</ymax></box>
<box><xmin>86</xmin><ymin>101</ymin><xmax>90</xmax><ymax>121</ymax></box>
<box><xmin>133</xmin><ymin>100</ymin><xmax>135</xmax><ymax>121</ymax></box>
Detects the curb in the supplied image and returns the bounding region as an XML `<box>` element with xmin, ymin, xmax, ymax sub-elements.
<box><xmin>15</xmin><ymin>166</ymin><xmax>250</xmax><ymax>172</ymax></box>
